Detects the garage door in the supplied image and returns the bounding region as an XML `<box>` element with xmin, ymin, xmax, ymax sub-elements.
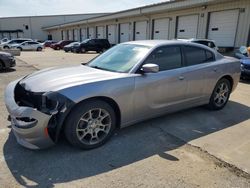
<box><xmin>88</xmin><ymin>27</ymin><xmax>95</xmax><ymax>39</ymax></box>
<box><xmin>62</xmin><ymin>30</ymin><xmax>67</xmax><ymax>40</ymax></box>
<box><xmin>208</xmin><ymin>10</ymin><xmax>239</xmax><ymax>47</ymax></box>
<box><xmin>120</xmin><ymin>23</ymin><xmax>130</xmax><ymax>43</ymax></box>
<box><xmin>135</xmin><ymin>21</ymin><xmax>147</xmax><ymax>40</ymax></box>
<box><xmin>80</xmin><ymin>28</ymin><xmax>87</xmax><ymax>41</ymax></box>
<box><xmin>153</xmin><ymin>18</ymin><xmax>170</xmax><ymax>39</ymax></box>
<box><xmin>68</xmin><ymin>30</ymin><xmax>73</xmax><ymax>40</ymax></box>
<box><xmin>177</xmin><ymin>15</ymin><xmax>199</xmax><ymax>39</ymax></box>
<box><xmin>73</xmin><ymin>29</ymin><xmax>79</xmax><ymax>41</ymax></box>
<box><xmin>97</xmin><ymin>26</ymin><xmax>105</xmax><ymax>39</ymax></box>
<box><xmin>108</xmin><ymin>25</ymin><xmax>116</xmax><ymax>44</ymax></box>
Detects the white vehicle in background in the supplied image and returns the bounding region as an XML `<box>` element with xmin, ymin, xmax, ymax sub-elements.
<box><xmin>13</xmin><ymin>41</ymin><xmax>44</xmax><ymax>51</ymax></box>
<box><xmin>177</xmin><ymin>38</ymin><xmax>219</xmax><ymax>51</ymax></box>
<box><xmin>0</xmin><ymin>38</ymin><xmax>33</xmax><ymax>49</ymax></box>
<box><xmin>0</xmin><ymin>38</ymin><xmax>9</xmax><ymax>44</ymax></box>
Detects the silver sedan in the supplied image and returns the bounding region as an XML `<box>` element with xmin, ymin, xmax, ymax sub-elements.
<box><xmin>4</xmin><ymin>40</ymin><xmax>240</xmax><ymax>150</ymax></box>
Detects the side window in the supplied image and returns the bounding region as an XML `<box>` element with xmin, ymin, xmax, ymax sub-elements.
<box><xmin>205</xmin><ymin>50</ymin><xmax>215</xmax><ymax>62</ymax></box>
<box><xmin>144</xmin><ymin>46</ymin><xmax>182</xmax><ymax>71</ymax></box>
<box><xmin>184</xmin><ymin>46</ymin><xmax>207</xmax><ymax>66</ymax></box>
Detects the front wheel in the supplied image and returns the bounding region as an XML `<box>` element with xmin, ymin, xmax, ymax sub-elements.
<box><xmin>17</xmin><ymin>47</ymin><xmax>22</xmax><ymax>51</ymax></box>
<box><xmin>37</xmin><ymin>47</ymin><xmax>42</xmax><ymax>51</ymax></box>
<box><xmin>208</xmin><ymin>78</ymin><xmax>231</xmax><ymax>110</ymax></box>
<box><xmin>64</xmin><ymin>100</ymin><xmax>116</xmax><ymax>149</ymax></box>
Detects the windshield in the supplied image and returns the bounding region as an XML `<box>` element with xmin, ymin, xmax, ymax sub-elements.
<box><xmin>87</xmin><ymin>44</ymin><xmax>151</xmax><ymax>73</ymax></box>
<box><xmin>81</xmin><ymin>39</ymin><xmax>91</xmax><ymax>44</ymax></box>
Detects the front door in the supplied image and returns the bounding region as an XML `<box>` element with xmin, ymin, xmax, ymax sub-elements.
<box><xmin>134</xmin><ymin>45</ymin><xmax>187</xmax><ymax>120</ymax></box>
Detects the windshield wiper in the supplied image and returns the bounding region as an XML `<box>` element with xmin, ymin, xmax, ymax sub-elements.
<box><xmin>90</xmin><ymin>66</ymin><xmax>112</xmax><ymax>72</ymax></box>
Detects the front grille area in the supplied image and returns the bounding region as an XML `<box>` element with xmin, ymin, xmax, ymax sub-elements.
<box><xmin>14</xmin><ymin>83</ymin><xmax>44</xmax><ymax>110</ymax></box>
<box><xmin>244</xmin><ymin>64</ymin><xmax>250</xmax><ymax>70</ymax></box>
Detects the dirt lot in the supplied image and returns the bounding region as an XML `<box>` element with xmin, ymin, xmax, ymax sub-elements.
<box><xmin>0</xmin><ymin>49</ymin><xmax>250</xmax><ymax>188</ymax></box>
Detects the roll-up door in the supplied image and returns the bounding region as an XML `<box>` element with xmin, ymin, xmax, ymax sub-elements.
<box><xmin>177</xmin><ymin>15</ymin><xmax>199</xmax><ymax>39</ymax></box>
<box><xmin>208</xmin><ymin>10</ymin><xmax>239</xmax><ymax>47</ymax></box>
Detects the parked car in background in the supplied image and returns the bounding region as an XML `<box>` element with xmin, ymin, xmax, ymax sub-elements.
<box><xmin>0</xmin><ymin>38</ymin><xmax>9</xmax><ymax>44</ymax></box>
<box><xmin>63</xmin><ymin>42</ymin><xmax>80</xmax><ymax>52</ymax></box>
<box><xmin>0</xmin><ymin>38</ymin><xmax>33</xmax><ymax>49</ymax></box>
<box><xmin>0</xmin><ymin>51</ymin><xmax>16</xmax><ymax>70</ymax></box>
<box><xmin>5</xmin><ymin>40</ymin><xmax>240</xmax><ymax>150</ymax></box>
<box><xmin>73</xmin><ymin>39</ymin><xmax>111</xmax><ymax>53</ymax></box>
<box><xmin>50</xmin><ymin>40</ymin><xmax>74</xmax><ymax>50</ymax></box>
<box><xmin>12</xmin><ymin>41</ymin><xmax>44</xmax><ymax>51</ymax></box>
<box><xmin>178</xmin><ymin>39</ymin><xmax>218</xmax><ymax>51</ymax></box>
<box><xmin>235</xmin><ymin>46</ymin><xmax>250</xmax><ymax>79</ymax></box>
<box><xmin>42</xmin><ymin>40</ymin><xmax>57</xmax><ymax>48</ymax></box>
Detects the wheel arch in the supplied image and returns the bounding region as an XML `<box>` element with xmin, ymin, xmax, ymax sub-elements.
<box><xmin>60</xmin><ymin>96</ymin><xmax>121</xmax><ymax>135</ymax></box>
<box><xmin>218</xmin><ymin>75</ymin><xmax>234</xmax><ymax>90</ymax></box>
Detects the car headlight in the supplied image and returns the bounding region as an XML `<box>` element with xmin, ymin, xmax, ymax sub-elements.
<box><xmin>240</xmin><ymin>64</ymin><xmax>245</xmax><ymax>71</ymax></box>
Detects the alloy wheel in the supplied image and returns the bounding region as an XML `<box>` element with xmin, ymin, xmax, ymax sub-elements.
<box><xmin>214</xmin><ymin>82</ymin><xmax>230</xmax><ymax>107</ymax></box>
<box><xmin>76</xmin><ymin>108</ymin><xmax>111</xmax><ymax>145</ymax></box>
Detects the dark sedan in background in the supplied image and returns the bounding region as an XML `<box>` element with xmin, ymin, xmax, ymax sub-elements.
<box><xmin>0</xmin><ymin>51</ymin><xmax>16</xmax><ymax>70</ymax></box>
<box><xmin>63</xmin><ymin>42</ymin><xmax>80</xmax><ymax>52</ymax></box>
<box><xmin>72</xmin><ymin>39</ymin><xmax>111</xmax><ymax>53</ymax></box>
<box><xmin>50</xmin><ymin>40</ymin><xmax>75</xmax><ymax>50</ymax></box>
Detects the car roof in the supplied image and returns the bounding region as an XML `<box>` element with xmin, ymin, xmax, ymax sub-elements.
<box><xmin>123</xmin><ymin>40</ymin><xmax>216</xmax><ymax>49</ymax></box>
<box><xmin>177</xmin><ymin>38</ymin><xmax>215</xmax><ymax>43</ymax></box>
<box><xmin>123</xmin><ymin>40</ymin><xmax>186</xmax><ymax>47</ymax></box>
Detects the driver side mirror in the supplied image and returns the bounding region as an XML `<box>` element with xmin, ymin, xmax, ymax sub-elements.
<box><xmin>141</xmin><ymin>64</ymin><xmax>159</xmax><ymax>73</ymax></box>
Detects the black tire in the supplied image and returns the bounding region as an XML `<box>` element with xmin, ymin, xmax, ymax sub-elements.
<box><xmin>56</xmin><ymin>46</ymin><xmax>60</xmax><ymax>50</ymax></box>
<box><xmin>3</xmin><ymin>46</ymin><xmax>9</xmax><ymax>49</ymax></box>
<box><xmin>64</xmin><ymin>100</ymin><xmax>116</xmax><ymax>149</ymax></box>
<box><xmin>81</xmin><ymin>48</ymin><xmax>86</xmax><ymax>53</ymax></box>
<box><xmin>17</xmin><ymin>47</ymin><xmax>22</xmax><ymax>51</ymax></box>
<box><xmin>37</xmin><ymin>47</ymin><xmax>42</xmax><ymax>51</ymax></box>
<box><xmin>208</xmin><ymin>78</ymin><xmax>232</xmax><ymax>110</ymax></box>
<box><xmin>0</xmin><ymin>61</ymin><xmax>4</xmax><ymax>71</ymax></box>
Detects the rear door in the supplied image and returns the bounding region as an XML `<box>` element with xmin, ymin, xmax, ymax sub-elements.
<box><xmin>181</xmin><ymin>45</ymin><xmax>215</xmax><ymax>101</ymax></box>
<box><xmin>134</xmin><ymin>45</ymin><xmax>187</xmax><ymax>120</ymax></box>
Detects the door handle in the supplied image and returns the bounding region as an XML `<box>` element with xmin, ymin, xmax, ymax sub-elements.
<box><xmin>179</xmin><ymin>76</ymin><xmax>185</xmax><ymax>80</ymax></box>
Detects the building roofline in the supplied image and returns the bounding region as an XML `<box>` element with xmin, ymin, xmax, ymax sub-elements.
<box><xmin>43</xmin><ymin>0</ymin><xmax>229</xmax><ymax>30</ymax></box>
<box><xmin>0</xmin><ymin>12</ymin><xmax>111</xmax><ymax>19</ymax></box>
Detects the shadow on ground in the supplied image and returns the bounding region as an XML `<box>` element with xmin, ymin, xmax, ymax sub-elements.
<box><xmin>0</xmin><ymin>68</ymin><xmax>16</xmax><ymax>73</ymax></box>
<box><xmin>3</xmin><ymin>101</ymin><xmax>250</xmax><ymax>187</ymax></box>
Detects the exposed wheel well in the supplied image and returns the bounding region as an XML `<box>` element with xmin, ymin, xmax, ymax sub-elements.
<box><xmin>64</xmin><ymin>96</ymin><xmax>121</xmax><ymax>129</ymax></box>
<box><xmin>220</xmin><ymin>75</ymin><xmax>234</xmax><ymax>89</ymax></box>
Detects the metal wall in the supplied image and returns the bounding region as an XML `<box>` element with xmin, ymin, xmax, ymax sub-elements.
<box><xmin>0</xmin><ymin>13</ymin><xmax>107</xmax><ymax>41</ymax></box>
<box><xmin>47</xmin><ymin>0</ymin><xmax>250</xmax><ymax>47</ymax></box>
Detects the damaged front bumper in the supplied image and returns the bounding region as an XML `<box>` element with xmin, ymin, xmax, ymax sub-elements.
<box><xmin>4</xmin><ymin>80</ymin><xmax>55</xmax><ymax>149</ymax></box>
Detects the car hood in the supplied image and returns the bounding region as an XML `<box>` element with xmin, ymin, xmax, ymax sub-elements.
<box><xmin>241</xmin><ymin>57</ymin><xmax>250</xmax><ymax>65</ymax></box>
<box><xmin>19</xmin><ymin>65</ymin><xmax>128</xmax><ymax>92</ymax></box>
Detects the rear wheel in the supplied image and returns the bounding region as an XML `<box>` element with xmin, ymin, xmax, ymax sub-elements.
<box><xmin>17</xmin><ymin>47</ymin><xmax>22</xmax><ymax>51</ymax></box>
<box><xmin>64</xmin><ymin>100</ymin><xmax>116</xmax><ymax>149</ymax></box>
<box><xmin>56</xmin><ymin>46</ymin><xmax>60</xmax><ymax>50</ymax></box>
<box><xmin>37</xmin><ymin>47</ymin><xmax>42</xmax><ymax>51</ymax></box>
<box><xmin>81</xmin><ymin>48</ymin><xmax>86</xmax><ymax>53</ymax></box>
<box><xmin>3</xmin><ymin>46</ymin><xmax>9</xmax><ymax>49</ymax></box>
<box><xmin>208</xmin><ymin>78</ymin><xmax>231</xmax><ymax>110</ymax></box>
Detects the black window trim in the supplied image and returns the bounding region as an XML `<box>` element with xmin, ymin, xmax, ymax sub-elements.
<box><xmin>136</xmin><ymin>44</ymin><xmax>184</xmax><ymax>73</ymax></box>
<box><xmin>181</xmin><ymin>45</ymin><xmax>215</xmax><ymax>67</ymax></box>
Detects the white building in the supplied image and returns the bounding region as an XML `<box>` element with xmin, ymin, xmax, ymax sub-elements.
<box><xmin>0</xmin><ymin>13</ymin><xmax>108</xmax><ymax>41</ymax></box>
<box><xmin>43</xmin><ymin>0</ymin><xmax>250</xmax><ymax>48</ymax></box>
